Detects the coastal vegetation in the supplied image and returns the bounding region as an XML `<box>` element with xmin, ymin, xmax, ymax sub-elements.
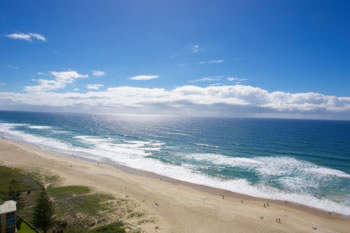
<box><xmin>87</xmin><ymin>222</ymin><xmax>126</xmax><ymax>233</ymax></box>
<box><xmin>0</xmin><ymin>166</ymin><xmax>147</xmax><ymax>233</ymax></box>
<box><xmin>0</xmin><ymin>166</ymin><xmax>41</xmax><ymax>201</ymax></box>
<box><xmin>17</xmin><ymin>221</ymin><xmax>37</xmax><ymax>233</ymax></box>
<box><xmin>33</xmin><ymin>190</ymin><xmax>55</xmax><ymax>233</ymax></box>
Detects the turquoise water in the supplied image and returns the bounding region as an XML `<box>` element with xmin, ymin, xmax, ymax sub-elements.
<box><xmin>0</xmin><ymin>111</ymin><xmax>350</xmax><ymax>215</ymax></box>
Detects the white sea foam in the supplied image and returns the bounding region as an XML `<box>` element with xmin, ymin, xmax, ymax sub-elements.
<box><xmin>0</xmin><ymin>123</ymin><xmax>28</xmax><ymax>128</ymax></box>
<box><xmin>51</xmin><ymin>130</ymin><xmax>70</xmax><ymax>134</ymax></box>
<box><xmin>1</xmin><ymin>122</ymin><xmax>350</xmax><ymax>215</ymax></box>
<box><xmin>256</xmin><ymin>156</ymin><xmax>350</xmax><ymax>179</ymax></box>
<box><xmin>27</xmin><ymin>125</ymin><xmax>52</xmax><ymax>129</ymax></box>
<box><xmin>307</xmin><ymin>167</ymin><xmax>350</xmax><ymax>179</ymax></box>
<box><xmin>74</xmin><ymin>136</ymin><xmax>114</xmax><ymax>143</ymax></box>
<box><xmin>195</xmin><ymin>143</ymin><xmax>219</xmax><ymax>148</ymax></box>
<box><xmin>181</xmin><ymin>152</ymin><xmax>350</xmax><ymax>179</ymax></box>
<box><xmin>0</xmin><ymin>123</ymin><xmax>70</xmax><ymax>150</ymax></box>
<box><xmin>74</xmin><ymin>136</ymin><xmax>163</xmax><ymax>157</ymax></box>
<box><xmin>279</xmin><ymin>176</ymin><xmax>319</xmax><ymax>190</ymax></box>
<box><xmin>182</xmin><ymin>153</ymin><xmax>261</xmax><ymax>167</ymax></box>
<box><xmin>165</xmin><ymin>131</ymin><xmax>191</xmax><ymax>136</ymax></box>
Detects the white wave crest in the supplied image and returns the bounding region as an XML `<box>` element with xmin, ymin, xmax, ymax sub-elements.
<box><xmin>195</xmin><ymin>143</ymin><xmax>219</xmax><ymax>148</ymax></box>
<box><xmin>182</xmin><ymin>153</ymin><xmax>262</xmax><ymax>167</ymax></box>
<box><xmin>307</xmin><ymin>167</ymin><xmax>350</xmax><ymax>179</ymax></box>
<box><xmin>27</xmin><ymin>125</ymin><xmax>51</xmax><ymax>129</ymax></box>
<box><xmin>181</xmin><ymin>153</ymin><xmax>350</xmax><ymax>179</ymax></box>
<box><xmin>0</xmin><ymin>123</ymin><xmax>69</xmax><ymax>150</ymax></box>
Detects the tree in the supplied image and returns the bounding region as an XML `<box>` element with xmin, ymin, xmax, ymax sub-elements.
<box><xmin>16</xmin><ymin>216</ymin><xmax>22</xmax><ymax>230</ymax></box>
<box><xmin>8</xmin><ymin>179</ymin><xmax>24</xmax><ymax>210</ymax></box>
<box><xmin>33</xmin><ymin>189</ymin><xmax>55</xmax><ymax>233</ymax></box>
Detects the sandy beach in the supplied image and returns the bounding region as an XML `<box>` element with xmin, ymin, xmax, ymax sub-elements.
<box><xmin>0</xmin><ymin>138</ymin><xmax>349</xmax><ymax>233</ymax></box>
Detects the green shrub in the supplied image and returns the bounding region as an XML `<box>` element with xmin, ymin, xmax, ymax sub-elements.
<box><xmin>88</xmin><ymin>222</ymin><xmax>126</xmax><ymax>233</ymax></box>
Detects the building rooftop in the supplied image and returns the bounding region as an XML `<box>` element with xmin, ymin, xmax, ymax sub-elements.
<box><xmin>0</xmin><ymin>200</ymin><xmax>16</xmax><ymax>214</ymax></box>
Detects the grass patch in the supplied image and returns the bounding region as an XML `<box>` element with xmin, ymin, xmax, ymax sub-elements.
<box><xmin>17</xmin><ymin>221</ymin><xmax>36</xmax><ymax>233</ymax></box>
<box><xmin>59</xmin><ymin>193</ymin><xmax>110</xmax><ymax>215</ymax></box>
<box><xmin>0</xmin><ymin>166</ymin><xmax>23</xmax><ymax>193</ymax></box>
<box><xmin>88</xmin><ymin>222</ymin><xmax>126</xmax><ymax>233</ymax></box>
<box><xmin>48</xmin><ymin>186</ymin><xmax>90</xmax><ymax>199</ymax></box>
<box><xmin>0</xmin><ymin>166</ymin><xmax>41</xmax><ymax>201</ymax></box>
<box><xmin>49</xmin><ymin>186</ymin><xmax>116</xmax><ymax>232</ymax></box>
<box><xmin>75</xmin><ymin>194</ymin><xmax>111</xmax><ymax>215</ymax></box>
<box><xmin>25</xmin><ymin>170</ymin><xmax>60</xmax><ymax>188</ymax></box>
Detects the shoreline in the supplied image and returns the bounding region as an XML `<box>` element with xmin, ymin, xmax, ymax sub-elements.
<box><xmin>1</xmin><ymin>138</ymin><xmax>349</xmax><ymax>232</ymax></box>
<box><xmin>111</xmin><ymin>162</ymin><xmax>349</xmax><ymax>220</ymax></box>
<box><xmin>2</xmin><ymin>123</ymin><xmax>350</xmax><ymax>217</ymax></box>
<box><xmin>12</xmin><ymin>138</ymin><xmax>349</xmax><ymax>219</ymax></box>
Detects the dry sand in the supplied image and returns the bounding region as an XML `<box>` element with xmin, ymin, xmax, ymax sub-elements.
<box><xmin>0</xmin><ymin>139</ymin><xmax>349</xmax><ymax>233</ymax></box>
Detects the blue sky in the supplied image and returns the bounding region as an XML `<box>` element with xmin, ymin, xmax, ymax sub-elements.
<box><xmin>0</xmin><ymin>0</ymin><xmax>349</xmax><ymax>119</ymax></box>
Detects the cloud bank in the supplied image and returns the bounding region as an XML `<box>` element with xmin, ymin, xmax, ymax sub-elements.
<box><xmin>6</xmin><ymin>33</ymin><xmax>46</xmax><ymax>42</ymax></box>
<box><xmin>1</xmin><ymin>84</ymin><xmax>350</xmax><ymax>119</ymax></box>
<box><xmin>24</xmin><ymin>70</ymin><xmax>88</xmax><ymax>92</ymax></box>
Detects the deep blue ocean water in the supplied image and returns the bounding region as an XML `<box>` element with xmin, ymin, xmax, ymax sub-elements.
<box><xmin>0</xmin><ymin>111</ymin><xmax>350</xmax><ymax>215</ymax></box>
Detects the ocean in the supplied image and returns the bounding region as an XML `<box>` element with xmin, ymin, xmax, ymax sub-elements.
<box><xmin>0</xmin><ymin>111</ymin><xmax>349</xmax><ymax>215</ymax></box>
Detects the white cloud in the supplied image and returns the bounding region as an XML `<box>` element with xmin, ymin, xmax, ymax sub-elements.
<box><xmin>129</xmin><ymin>75</ymin><xmax>159</xmax><ymax>80</ymax></box>
<box><xmin>1</xmin><ymin>84</ymin><xmax>349</xmax><ymax>119</ymax></box>
<box><xmin>6</xmin><ymin>33</ymin><xmax>46</xmax><ymax>42</ymax></box>
<box><xmin>73</xmin><ymin>88</ymin><xmax>79</xmax><ymax>91</ymax></box>
<box><xmin>24</xmin><ymin>70</ymin><xmax>88</xmax><ymax>92</ymax></box>
<box><xmin>191</xmin><ymin>76</ymin><xmax>246</xmax><ymax>83</ymax></box>
<box><xmin>87</xmin><ymin>84</ymin><xmax>104</xmax><ymax>90</ymax></box>
<box><xmin>190</xmin><ymin>77</ymin><xmax>222</xmax><ymax>83</ymax></box>
<box><xmin>227</xmin><ymin>77</ymin><xmax>248</xmax><ymax>82</ymax></box>
<box><xmin>92</xmin><ymin>70</ymin><xmax>105</xmax><ymax>77</ymax></box>
<box><xmin>200</xmin><ymin>59</ymin><xmax>224</xmax><ymax>64</ymax></box>
<box><xmin>192</xmin><ymin>45</ymin><xmax>200</xmax><ymax>53</ymax></box>
<box><xmin>209</xmin><ymin>83</ymin><xmax>223</xmax><ymax>86</ymax></box>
